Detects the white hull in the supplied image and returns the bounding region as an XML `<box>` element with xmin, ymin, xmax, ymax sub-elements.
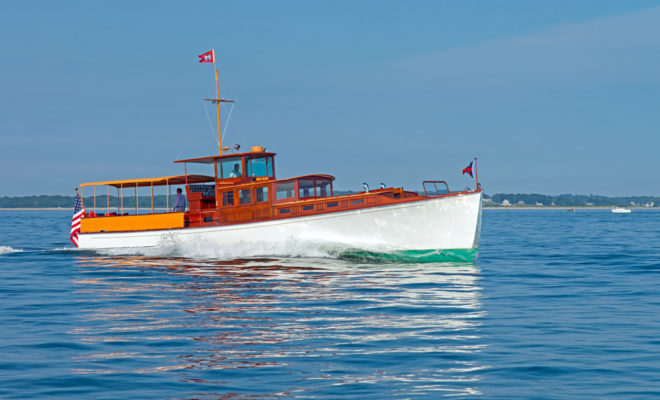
<box><xmin>78</xmin><ymin>191</ymin><xmax>483</xmax><ymax>253</ymax></box>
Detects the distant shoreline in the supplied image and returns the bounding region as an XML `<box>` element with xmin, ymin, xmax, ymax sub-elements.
<box><xmin>2</xmin><ymin>193</ymin><xmax>657</xmax><ymax>209</ymax></box>
<box><xmin>483</xmin><ymin>206</ymin><xmax>653</xmax><ymax>210</ymax></box>
<box><xmin>0</xmin><ymin>208</ymin><xmax>171</xmax><ymax>211</ymax></box>
<box><xmin>1</xmin><ymin>206</ymin><xmax>655</xmax><ymax>211</ymax></box>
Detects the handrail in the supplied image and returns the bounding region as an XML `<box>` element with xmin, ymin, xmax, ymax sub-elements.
<box><xmin>422</xmin><ymin>180</ymin><xmax>450</xmax><ymax>196</ymax></box>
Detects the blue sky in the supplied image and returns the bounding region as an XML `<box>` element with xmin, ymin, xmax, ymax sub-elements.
<box><xmin>1</xmin><ymin>1</ymin><xmax>659</xmax><ymax>196</ymax></box>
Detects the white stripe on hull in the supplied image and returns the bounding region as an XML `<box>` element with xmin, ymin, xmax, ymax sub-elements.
<box><xmin>78</xmin><ymin>191</ymin><xmax>483</xmax><ymax>252</ymax></box>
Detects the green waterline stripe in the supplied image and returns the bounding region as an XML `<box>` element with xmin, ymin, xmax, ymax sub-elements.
<box><xmin>337</xmin><ymin>248</ymin><xmax>478</xmax><ymax>263</ymax></box>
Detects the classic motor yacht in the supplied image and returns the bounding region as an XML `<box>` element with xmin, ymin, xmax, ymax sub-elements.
<box><xmin>73</xmin><ymin>64</ymin><xmax>483</xmax><ymax>261</ymax></box>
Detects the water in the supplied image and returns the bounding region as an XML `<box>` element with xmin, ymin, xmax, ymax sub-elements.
<box><xmin>1</xmin><ymin>209</ymin><xmax>659</xmax><ymax>399</ymax></box>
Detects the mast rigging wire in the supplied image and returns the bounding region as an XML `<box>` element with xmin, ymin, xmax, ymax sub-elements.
<box><xmin>203</xmin><ymin>102</ymin><xmax>220</xmax><ymax>147</ymax></box>
<box><xmin>222</xmin><ymin>102</ymin><xmax>236</xmax><ymax>144</ymax></box>
<box><xmin>174</xmin><ymin>114</ymin><xmax>206</xmax><ymax>161</ymax></box>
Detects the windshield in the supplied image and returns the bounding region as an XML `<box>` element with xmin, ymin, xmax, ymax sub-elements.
<box><xmin>246</xmin><ymin>156</ymin><xmax>274</xmax><ymax>178</ymax></box>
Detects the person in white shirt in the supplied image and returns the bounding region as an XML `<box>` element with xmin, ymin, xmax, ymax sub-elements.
<box><xmin>229</xmin><ymin>163</ymin><xmax>241</xmax><ymax>178</ymax></box>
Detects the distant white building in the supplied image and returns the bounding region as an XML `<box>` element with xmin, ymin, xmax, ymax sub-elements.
<box><xmin>517</xmin><ymin>200</ymin><xmax>525</xmax><ymax>205</ymax></box>
<box><xmin>536</xmin><ymin>202</ymin><xmax>543</xmax><ymax>206</ymax></box>
<box><xmin>502</xmin><ymin>199</ymin><xmax>511</xmax><ymax>206</ymax></box>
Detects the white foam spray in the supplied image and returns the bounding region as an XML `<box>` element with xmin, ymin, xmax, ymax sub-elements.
<box><xmin>0</xmin><ymin>246</ymin><xmax>23</xmax><ymax>254</ymax></box>
<box><xmin>96</xmin><ymin>234</ymin><xmax>353</xmax><ymax>260</ymax></box>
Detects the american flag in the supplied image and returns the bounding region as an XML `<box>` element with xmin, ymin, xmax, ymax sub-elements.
<box><xmin>71</xmin><ymin>192</ymin><xmax>85</xmax><ymax>247</ymax></box>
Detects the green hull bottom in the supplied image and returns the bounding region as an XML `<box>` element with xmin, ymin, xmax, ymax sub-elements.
<box><xmin>337</xmin><ymin>248</ymin><xmax>478</xmax><ymax>263</ymax></box>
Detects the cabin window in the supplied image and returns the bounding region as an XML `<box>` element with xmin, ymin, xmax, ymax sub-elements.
<box><xmin>256</xmin><ymin>186</ymin><xmax>269</xmax><ymax>202</ymax></box>
<box><xmin>316</xmin><ymin>180</ymin><xmax>331</xmax><ymax>197</ymax></box>
<box><xmin>299</xmin><ymin>178</ymin><xmax>332</xmax><ymax>199</ymax></box>
<box><xmin>279</xmin><ymin>208</ymin><xmax>290</xmax><ymax>214</ymax></box>
<box><xmin>298</xmin><ymin>179</ymin><xmax>315</xmax><ymax>199</ymax></box>
<box><xmin>222</xmin><ymin>191</ymin><xmax>235</xmax><ymax>206</ymax></box>
<box><xmin>218</xmin><ymin>157</ymin><xmax>243</xmax><ymax>179</ymax></box>
<box><xmin>246</xmin><ymin>156</ymin><xmax>274</xmax><ymax>178</ymax></box>
<box><xmin>275</xmin><ymin>182</ymin><xmax>295</xmax><ymax>201</ymax></box>
<box><xmin>352</xmin><ymin>199</ymin><xmax>364</xmax><ymax>205</ymax></box>
<box><xmin>303</xmin><ymin>205</ymin><xmax>314</xmax><ymax>211</ymax></box>
<box><xmin>239</xmin><ymin>189</ymin><xmax>252</xmax><ymax>205</ymax></box>
<box><xmin>326</xmin><ymin>202</ymin><xmax>338</xmax><ymax>208</ymax></box>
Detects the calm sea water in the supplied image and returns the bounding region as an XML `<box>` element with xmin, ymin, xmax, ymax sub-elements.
<box><xmin>1</xmin><ymin>209</ymin><xmax>659</xmax><ymax>399</ymax></box>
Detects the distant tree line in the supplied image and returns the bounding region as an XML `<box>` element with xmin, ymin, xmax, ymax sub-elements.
<box><xmin>0</xmin><ymin>195</ymin><xmax>177</xmax><ymax>209</ymax></box>
<box><xmin>485</xmin><ymin>193</ymin><xmax>658</xmax><ymax>207</ymax></box>
<box><xmin>1</xmin><ymin>193</ymin><xmax>658</xmax><ymax>208</ymax></box>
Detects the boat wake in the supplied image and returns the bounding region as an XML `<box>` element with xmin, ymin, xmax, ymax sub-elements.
<box><xmin>92</xmin><ymin>236</ymin><xmax>477</xmax><ymax>263</ymax></box>
<box><xmin>0</xmin><ymin>246</ymin><xmax>23</xmax><ymax>255</ymax></box>
<box><xmin>1</xmin><ymin>239</ymin><xmax>476</xmax><ymax>263</ymax></box>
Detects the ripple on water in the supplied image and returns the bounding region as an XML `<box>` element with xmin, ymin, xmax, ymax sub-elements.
<box><xmin>2</xmin><ymin>210</ymin><xmax>660</xmax><ymax>399</ymax></box>
<box><xmin>56</xmin><ymin>257</ymin><xmax>485</xmax><ymax>398</ymax></box>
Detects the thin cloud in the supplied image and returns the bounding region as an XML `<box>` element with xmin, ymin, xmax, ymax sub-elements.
<box><xmin>386</xmin><ymin>6</ymin><xmax>660</xmax><ymax>90</ymax></box>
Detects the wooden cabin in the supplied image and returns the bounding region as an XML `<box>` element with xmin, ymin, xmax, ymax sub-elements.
<box><xmin>80</xmin><ymin>147</ymin><xmax>451</xmax><ymax>234</ymax></box>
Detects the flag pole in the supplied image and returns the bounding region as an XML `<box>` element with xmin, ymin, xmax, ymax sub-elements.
<box><xmin>474</xmin><ymin>157</ymin><xmax>480</xmax><ymax>189</ymax></box>
<box><xmin>75</xmin><ymin>188</ymin><xmax>85</xmax><ymax>210</ymax></box>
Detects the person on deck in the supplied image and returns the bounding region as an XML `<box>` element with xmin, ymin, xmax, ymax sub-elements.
<box><xmin>173</xmin><ymin>188</ymin><xmax>186</xmax><ymax>212</ymax></box>
<box><xmin>229</xmin><ymin>163</ymin><xmax>242</xmax><ymax>178</ymax></box>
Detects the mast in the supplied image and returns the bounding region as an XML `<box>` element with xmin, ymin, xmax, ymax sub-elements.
<box><xmin>215</xmin><ymin>69</ymin><xmax>221</xmax><ymax>155</ymax></box>
<box><xmin>202</xmin><ymin>51</ymin><xmax>234</xmax><ymax>155</ymax></box>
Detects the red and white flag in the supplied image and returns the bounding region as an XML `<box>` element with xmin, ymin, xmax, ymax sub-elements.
<box><xmin>198</xmin><ymin>50</ymin><xmax>214</xmax><ymax>63</ymax></box>
<box><xmin>70</xmin><ymin>191</ymin><xmax>85</xmax><ymax>247</ymax></box>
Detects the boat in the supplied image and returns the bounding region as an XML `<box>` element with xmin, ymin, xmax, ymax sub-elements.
<box><xmin>73</xmin><ymin>59</ymin><xmax>483</xmax><ymax>260</ymax></box>
<box><xmin>611</xmin><ymin>207</ymin><xmax>632</xmax><ymax>214</ymax></box>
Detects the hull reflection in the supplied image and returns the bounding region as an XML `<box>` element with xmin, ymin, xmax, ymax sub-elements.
<box><xmin>71</xmin><ymin>255</ymin><xmax>485</xmax><ymax>398</ymax></box>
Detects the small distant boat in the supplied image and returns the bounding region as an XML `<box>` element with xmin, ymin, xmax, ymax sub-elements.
<box><xmin>567</xmin><ymin>208</ymin><xmax>576</xmax><ymax>212</ymax></box>
<box><xmin>611</xmin><ymin>207</ymin><xmax>632</xmax><ymax>214</ymax></box>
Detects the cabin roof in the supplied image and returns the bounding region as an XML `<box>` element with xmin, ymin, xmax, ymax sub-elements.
<box><xmin>174</xmin><ymin>151</ymin><xmax>277</xmax><ymax>164</ymax></box>
<box><xmin>215</xmin><ymin>174</ymin><xmax>336</xmax><ymax>190</ymax></box>
<box><xmin>279</xmin><ymin>174</ymin><xmax>335</xmax><ymax>182</ymax></box>
<box><xmin>80</xmin><ymin>174</ymin><xmax>216</xmax><ymax>188</ymax></box>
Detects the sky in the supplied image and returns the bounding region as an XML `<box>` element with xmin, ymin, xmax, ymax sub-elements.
<box><xmin>1</xmin><ymin>0</ymin><xmax>659</xmax><ymax>196</ymax></box>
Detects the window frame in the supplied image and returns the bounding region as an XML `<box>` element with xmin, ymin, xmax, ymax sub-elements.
<box><xmin>274</xmin><ymin>180</ymin><xmax>297</xmax><ymax>203</ymax></box>
<box><xmin>222</xmin><ymin>190</ymin><xmax>235</xmax><ymax>207</ymax></box>
<box><xmin>255</xmin><ymin>186</ymin><xmax>269</xmax><ymax>203</ymax></box>
<box><xmin>246</xmin><ymin>155</ymin><xmax>275</xmax><ymax>179</ymax></box>
<box><xmin>238</xmin><ymin>188</ymin><xmax>252</xmax><ymax>205</ymax></box>
<box><xmin>217</xmin><ymin>156</ymin><xmax>244</xmax><ymax>180</ymax></box>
